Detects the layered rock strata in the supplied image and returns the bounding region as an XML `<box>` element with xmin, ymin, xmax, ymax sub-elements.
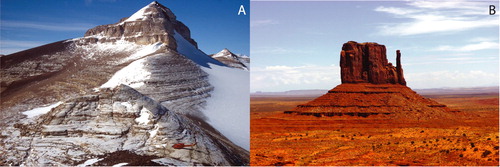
<box><xmin>286</xmin><ymin>41</ymin><xmax>455</xmax><ymax>119</ymax></box>
<box><xmin>2</xmin><ymin>85</ymin><xmax>248</xmax><ymax>166</ymax></box>
<box><xmin>83</xmin><ymin>1</ymin><xmax>198</xmax><ymax>49</ymax></box>
<box><xmin>340</xmin><ymin>41</ymin><xmax>406</xmax><ymax>85</ymax></box>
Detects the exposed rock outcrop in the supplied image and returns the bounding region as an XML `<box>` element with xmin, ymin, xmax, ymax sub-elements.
<box><xmin>83</xmin><ymin>1</ymin><xmax>197</xmax><ymax>49</ymax></box>
<box><xmin>100</xmin><ymin>52</ymin><xmax>214</xmax><ymax>116</ymax></box>
<box><xmin>340</xmin><ymin>41</ymin><xmax>406</xmax><ymax>85</ymax></box>
<box><xmin>286</xmin><ymin>41</ymin><xmax>456</xmax><ymax>119</ymax></box>
<box><xmin>2</xmin><ymin>85</ymin><xmax>248</xmax><ymax>166</ymax></box>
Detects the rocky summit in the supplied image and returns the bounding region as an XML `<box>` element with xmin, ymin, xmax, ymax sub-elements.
<box><xmin>285</xmin><ymin>41</ymin><xmax>457</xmax><ymax>119</ymax></box>
<box><xmin>209</xmin><ymin>48</ymin><xmax>249</xmax><ymax>70</ymax></box>
<box><xmin>0</xmin><ymin>1</ymin><xmax>248</xmax><ymax>166</ymax></box>
<box><xmin>84</xmin><ymin>1</ymin><xmax>197</xmax><ymax>48</ymax></box>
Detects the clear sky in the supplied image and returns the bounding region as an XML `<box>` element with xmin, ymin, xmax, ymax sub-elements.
<box><xmin>251</xmin><ymin>0</ymin><xmax>499</xmax><ymax>92</ymax></box>
<box><xmin>0</xmin><ymin>0</ymin><xmax>250</xmax><ymax>56</ymax></box>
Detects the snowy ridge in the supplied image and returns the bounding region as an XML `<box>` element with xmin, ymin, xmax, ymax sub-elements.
<box><xmin>174</xmin><ymin>31</ymin><xmax>225</xmax><ymax>68</ymax></box>
<box><xmin>100</xmin><ymin>51</ymin><xmax>214</xmax><ymax>116</ymax></box>
<box><xmin>209</xmin><ymin>49</ymin><xmax>249</xmax><ymax>71</ymax></box>
<box><xmin>123</xmin><ymin>1</ymin><xmax>175</xmax><ymax>23</ymax></box>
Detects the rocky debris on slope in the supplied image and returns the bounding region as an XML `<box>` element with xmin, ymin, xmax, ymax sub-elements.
<box><xmin>340</xmin><ymin>41</ymin><xmax>406</xmax><ymax>85</ymax></box>
<box><xmin>209</xmin><ymin>48</ymin><xmax>249</xmax><ymax>70</ymax></box>
<box><xmin>286</xmin><ymin>41</ymin><xmax>457</xmax><ymax>119</ymax></box>
<box><xmin>83</xmin><ymin>1</ymin><xmax>197</xmax><ymax>49</ymax></box>
<box><xmin>1</xmin><ymin>84</ymin><xmax>248</xmax><ymax>166</ymax></box>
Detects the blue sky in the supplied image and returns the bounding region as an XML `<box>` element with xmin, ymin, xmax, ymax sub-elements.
<box><xmin>251</xmin><ymin>0</ymin><xmax>499</xmax><ymax>92</ymax></box>
<box><xmin>0</xmin><ymin>0</ymin><xmax>249</xmax><ymax>55</ymax></box>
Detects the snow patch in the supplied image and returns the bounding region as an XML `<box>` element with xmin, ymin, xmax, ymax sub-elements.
<box><xmin>135</xmin><ymin>107</ymin><xmax>151</xmax><ymax>125</ymax></box>
<box><xmin>22</xmin><ymin>102</ymin><xmax>62</xmax><ymax>118</ymax></box>
<box><xmin>152</xmin><ymin>158</ymin><xmax>191</xmax><ymax>166</ymax></box>
<box><xmin>112</xmin><ymin>162</ymin><xmax>128</xmax><ymax>167</ymax></box>
<box><xmin>101</xmin><ymin>58</ymin><xmax>151</xmax><ymax>88</ymax></box>
<box><xmin>123</xmin><ymin>42</ymin><xmax>163</xmax><ymax>62</ymax></box>
<box><xmin>77</xmin><ymin>158</ymin><xmax>102</xmax><ymax>167</ymax></box>
<box><xmin>149</xmin><ymin>125</ymin><xmax>160</xmax><ymax>138</ymax></box>
<box><xmin>124</xmin><ymin>4</ymin><xmax>150</xmax><ymax>22</ymax></box>
<box><xmin>201</xmin><ymin>64</ymin><xmax>249</xmax><ymax>150</ymax></box>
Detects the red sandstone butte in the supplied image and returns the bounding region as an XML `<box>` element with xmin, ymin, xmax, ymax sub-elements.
<box><xmin>340</xmin><ymin>41</ymin><xmax>406</xmax><ymax>85</ymax></box>
<box><xmin>286</xmin><ymin>41</ymin><xmax>457</xmax><ymax>119</ymax></box>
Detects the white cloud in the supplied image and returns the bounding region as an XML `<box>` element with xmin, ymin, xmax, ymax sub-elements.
<box><xmin>251</xmin><ymin>47</ymin><xmax>312</xmax><ymax>55</ymax></box>
<box><xmin>1</xmin><ymin>20</ymin><xmax>94</xmax><ymax>31</ymax></box>
<box><xmin>406</xmin><ymin>70</ymin><xmax>499</xmax><ymax>89</ymax></box>
<box><xmin>434</xmin><ymin>41</ymin><xmax>499</xmax><ymax>52</ymax></box>
<box><xmin>251</xmin><ymin>66</ymin><xmax>498</xmax><ymax>92</ymax></box>
<box><xmin>251</xmin><ymin>65</ymin><xmax>340</xmax><ymax>92</ymax></box>
<box><xmin>250</xmin><ymin>19</ymin><xmax>278</xmax><ymax>27</ymax></box>
<box><xmin>375</xmin><ymin>1</ymin><xmax>498</xmax><ymax>36</ymax></box>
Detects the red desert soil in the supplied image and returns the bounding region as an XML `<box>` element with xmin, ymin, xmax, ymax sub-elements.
<box><xmin>250</xmin><ymin>93</ymin><xmax>499</xmax><ymax>166</ymax></box>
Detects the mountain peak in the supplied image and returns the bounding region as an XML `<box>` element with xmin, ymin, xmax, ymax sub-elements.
<box><xmin>213</xmin><ymin>48</ymin><xmax>235</xmax><ymax>58</ymax></box>
<box><xmin>83</xmin><ymin>1</ymin><xmax>198</xmax><ymax>48</ymax></box>
<box><xmin>209</xmin><ymin>48</ymin><xmax>250</xmax><ymax>70</ymax></box>
<box><xmin>123</xmin><ymin>1</ymin><xmax>176</xmax><ymax>23</ymax></box>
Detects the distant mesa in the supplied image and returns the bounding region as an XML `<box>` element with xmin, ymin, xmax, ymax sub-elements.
<box><xmin>285</xmin><ymin>41</ymin><xmax>457</xmax><ymax>119</ymax></box>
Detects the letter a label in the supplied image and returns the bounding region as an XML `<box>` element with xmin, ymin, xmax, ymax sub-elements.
<box><xmin>238</xmin><ymin>5</ymin><xmax>246</xmax><ymax>15</ymax></box>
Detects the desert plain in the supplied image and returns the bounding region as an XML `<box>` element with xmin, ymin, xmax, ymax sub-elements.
<box><xmin>250</xmin><ymin>88</ymin><xmax>499</xmax><ymax>166</ymax></box>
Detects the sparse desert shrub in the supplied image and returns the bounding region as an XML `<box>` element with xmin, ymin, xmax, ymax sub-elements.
<box><xmin>463</xmin><ymin>148</ymin><xmax>466</xmax><ymax>151</ymax></box>
<box><xmin>474</xmin><ymin>148</ymin><xmax>478</xmax><ymax>152</ymax></box>
<box><xmin>493</xmin><ymin>146</ymin><xmax>499</xmax><ymax>150</ymax></box>
<box><xmin>487</xmin><ymin>138</ymin><xmax>491</xmax><ymax>140</ymax></box>
<box><xmin>463</xmin><ymin>133</ymin><xmax>467</xmax><ymax>137</ymax></box>
<box><xmin>481</xmin><ymin>150</ymin><xmax>492</xmax><ymax>158</ymax></box>
<box><xmin>459</xmin><ymin>154</ymin><xmax>463</xmax><ymax>157</ymax></box>
<box><xmin>470</xmin><ymin>143</ymin><xmax>475</xmax><ymax>148</ymax></box>
<box><xmin>411</xmin><ymin>141</ymin><xmax>414</xmax><ymax>145</ymax></box>
<box><xmin>420</xmin><ymin>130</ymin><xmax>424</xmax><ymax>133</ymax></box>
<box><xmin>341</xmin><ymin>135</ymin><xmax>345</xmax><ymax>137</ymax></box>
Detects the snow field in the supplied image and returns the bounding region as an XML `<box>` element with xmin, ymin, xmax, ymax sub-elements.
<box><xmin>22</xmin><ymin>102</ymin><xmax>62</xmax><ymax>118</ymax></box>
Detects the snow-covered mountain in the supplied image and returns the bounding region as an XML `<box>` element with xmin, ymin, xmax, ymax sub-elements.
<box><xmin>0</xmin><ymin>1</ymin><xmax>248</xmax><ymax>166</ymax></box>
<box><xmin>209</xmin><ymin>48</ymin><xmax>250</xmax><ymax>70</ymax></box>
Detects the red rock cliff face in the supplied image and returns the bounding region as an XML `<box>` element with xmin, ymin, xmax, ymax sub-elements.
<box><xmin>340</xmin><ymin>41</ymin><xmax>406</xmax><ymax>85</ymax></box>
